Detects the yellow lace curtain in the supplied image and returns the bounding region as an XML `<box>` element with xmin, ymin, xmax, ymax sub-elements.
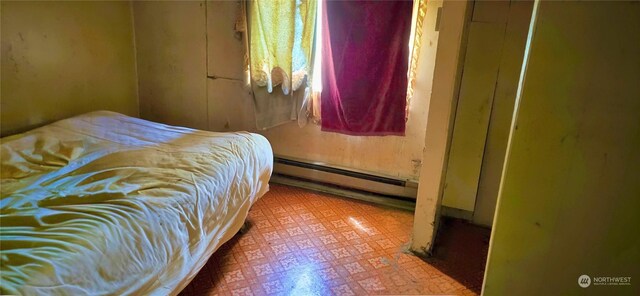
<box><xmin>249</xmin><ymin>0</ymin><xmax>317</xmax><ymax>96</ymax></box>
<box><xmin>406</xmin><ymin>0</ymin><xmax>428</xmax><ymax>120</ymax></box>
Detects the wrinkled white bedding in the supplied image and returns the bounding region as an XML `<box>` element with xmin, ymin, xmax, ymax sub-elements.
<box><xmin>0</xmin><ymin>111</ymin><xmax>273</xmax><ymax>295</ymax></box>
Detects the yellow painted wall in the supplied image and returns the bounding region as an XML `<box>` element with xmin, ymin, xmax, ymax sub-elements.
<box><xmin>133</xmin><ymin>1</ymin><xmax>255</xmax><ymax>133</ymax></box>
<box><xmin>483</xmin><ymin>1</ymin><xmax>640</xmax><ymax>295</ymax></box>
<box><xmin>133</xmin><ymin>1</ymin><xmax>209</xmax><ymax>131</ymax></box>
<box><xmin>132</xmin><ymin>0</ymin><xmax>442</xmax><ymax>181</ymax></box>
<box><xmin>442</xmin><ymin>0</ymin><xmax>533</xmax><ymax>221</ymax></box>
<box><xmin>1</xmin><ymin>1</ymin><xmax>138</xmax><ymax>136</ymax></box>
<box><xmin>442</xmin><ymin>0</ymin><xmax>508</xmax><ymax>212</ymax></box>
<box><xmin>473</xmin><ymin>1</ymin><xmax>533</xmax><ymax>226</ymax></box>
<box><xmin>205</xmin><ymin>1</ymin><xmax>256</xmax><ymax>133</ymax></box>
<box><xmin>131</xmin><ymin>0</ymin><xmax>271</xmax><ymax>134</ymax></box>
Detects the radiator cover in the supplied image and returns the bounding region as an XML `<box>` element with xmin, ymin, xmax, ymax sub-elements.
<box><xmin>273</xmin><ymin>156</ymin><xmax>418</xmax><ymax>199</ymax></box>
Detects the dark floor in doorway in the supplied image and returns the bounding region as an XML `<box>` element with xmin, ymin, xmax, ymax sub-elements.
<box><xmin>425</xmin><ymin>217</ymin><xmax>492</xmax><ymax>293</ymax></box>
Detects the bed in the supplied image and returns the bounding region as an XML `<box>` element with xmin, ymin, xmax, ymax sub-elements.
<box><xmin>0</xmin><ymin>111</ymin><xmax>273</xmax><ymax>295</ymax></box>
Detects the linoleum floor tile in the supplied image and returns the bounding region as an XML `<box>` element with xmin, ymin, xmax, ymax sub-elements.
<box><xmin>180</xmin><ymin>184</ymin><xmax>487</xmax><ymax>296</ymax></box>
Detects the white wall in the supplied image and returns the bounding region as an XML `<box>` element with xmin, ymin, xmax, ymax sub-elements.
<box><xmin>483</xmin><ymin>1</ymin><xmax>640</xmax><ymax>294</ymax></box>
<box><xmin>1</xmin><ymin>1</ymin><xmax>138</xmax><ymax>136</ymax></box>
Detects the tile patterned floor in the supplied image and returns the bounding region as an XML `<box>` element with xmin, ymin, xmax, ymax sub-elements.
<box><xmin>180</xmin><ymin>184</ymin><xmax>484</xmax><ymax>296</ymax></box>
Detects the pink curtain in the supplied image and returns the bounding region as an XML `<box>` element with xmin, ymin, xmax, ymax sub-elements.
<box><xmin>320</xmin><ymin>0</ymin><xmax>413</xmax><ymax>136</ymax></box>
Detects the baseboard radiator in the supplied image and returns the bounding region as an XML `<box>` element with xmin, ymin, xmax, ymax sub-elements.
<box><xmin>270</xmin><ymin>157</ymin><xmax>418</xmax><ymax>210</ymax></box>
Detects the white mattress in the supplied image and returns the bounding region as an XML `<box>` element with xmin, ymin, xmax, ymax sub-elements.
<box><xmin>0</xmin><ymin>111</ymin><xmax>273</xmax><ymax>295</ymax></box>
